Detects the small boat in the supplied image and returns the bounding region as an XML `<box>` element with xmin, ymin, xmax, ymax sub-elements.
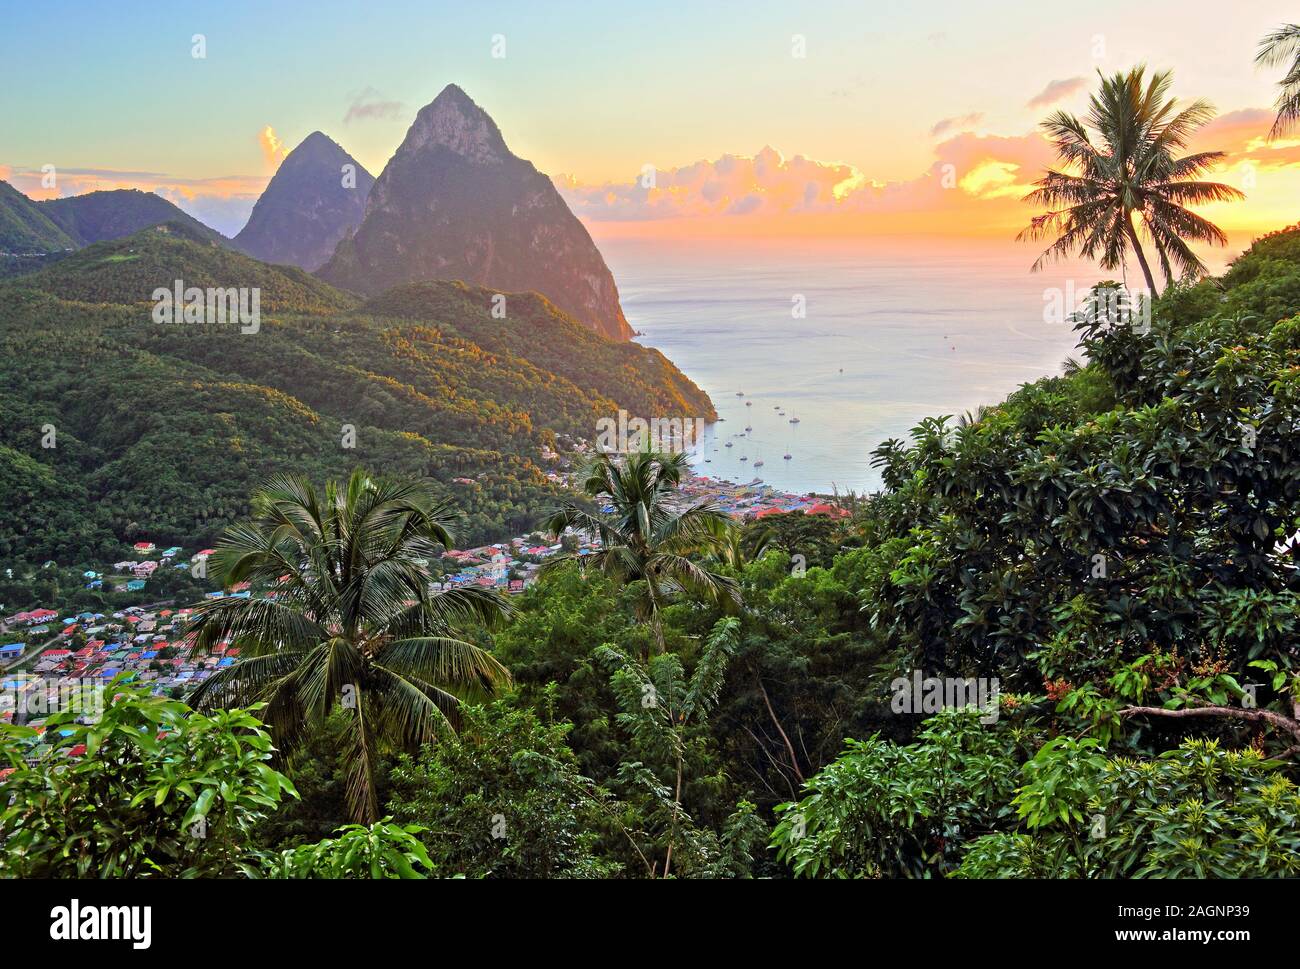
<box><xmin>725</xmin><ymin>442</ymin><xmax>733</xmax><ymax>448</ymax></box>
<box><xmin>745</xmin><ymin>401</ymin><xmax>752</xmax><ymax>407</ymax></box>
<box><xmin>736</xmin><ymin>392</ymin><xmax>745</xmax><ymax>397</ymax></box>
<box><xmin>789</xmin><ymin>417</ymin><xmax>800</xmax><ymax>424</ymax></box>
<box><xmin>740</xmin><ymin>456</ymin><xmax>749</xmax><ymax>462</ymax></box>
<box><xmin>753</xmin><ymin>460</ymin><xmax>765</xmax><ymax>468</ymax></box>
<box><xmin>705</xmin><ymin>458</ymin><xmax>712</xmax><ymax>463</ymax></box>
<box><xmin>783</xmin><ymin>454</ymin><xmax>792</xmax><ymax>460</ymax></box>
<box><xmin>745</xmin><ymin>426</ymin><xmax>752</xmax><ymax>432</ymax></box>
<box><xmin>773</xmin><ymin>406</ymin><xmax>781</xmax><ymax>410</ymax></box>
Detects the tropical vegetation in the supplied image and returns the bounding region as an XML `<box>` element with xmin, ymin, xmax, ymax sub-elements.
<box><xmin>185</xmin><ymin>470</ymin><xmax>511</xmax><ymax>822</ymax></box>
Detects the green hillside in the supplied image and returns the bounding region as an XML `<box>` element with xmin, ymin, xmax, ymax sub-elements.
<box><xmin>15</xmin><ymin>224</ymin><xmax>359</xmax><ymax>313</ymax></box>
<box><xmin>39</xmin><ymin>188</ymin><xmax>229</xmax><ymax>247</ymax></box>
<box><xmin>0</xmin><ymin>180</ymin><xmax>77</xmax><ymax>253</ymax></box>
<box><xmin>0</xmin><ymin>228</ymin><xmax>714</xmax><ymax>562</ymax></box>
<box><xmin>362</xmin><ymin>281</ymin><xmax>716</xmax><ymax>419</ymax></box>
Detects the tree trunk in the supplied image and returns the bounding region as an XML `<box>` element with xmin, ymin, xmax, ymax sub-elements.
<box><xmin>1125</xmin><ymin>211</ymin><xmax>1158</xmax><ymax>298</ymax></box>
<box><xmin>663</xmin><ymin>751</ymin><xmax>684</xmax><ymax>878</ymax></box>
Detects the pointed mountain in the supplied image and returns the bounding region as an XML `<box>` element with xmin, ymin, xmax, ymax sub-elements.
<box><xmin>318</xmin><ymin>85</ymin><xmax>633</xmax><ymax>341</ymax></box>
<box><xmin>234</xmin><ymin>131</ymin><xmax>374</xmax><ymax>271</ymax></box>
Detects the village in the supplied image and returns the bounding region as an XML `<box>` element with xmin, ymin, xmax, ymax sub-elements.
<box><xmin>0</xmin><ymin>473</ymin><xmax>843</xmax><ymax>764</ymax></box>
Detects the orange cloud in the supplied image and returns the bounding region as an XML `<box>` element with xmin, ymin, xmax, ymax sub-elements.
<box><xmin>556</xmin><ymin>146</ymin><xmax>872</xmax><ymax>222</ymax></box>
<box><xmin>1027</xmin><ymin>77</ymin><xmax>1088</xmax><ymax>109</ymax></box>
<box><xmin>259</xmin><ymin>125</ymin><xmax>290</xmax><ymax>167</ymax></box>
<box><xmin>931</xmin><ymin>113</ymin><xmax>984</xmax><ymax>137</ymax></box>
<box><xmin>558</xmin><ymin>98</ymin><xmax>1300</xmax><ymax>243</ymax></box>
<box><xmin>557</xmin><ymin>132</ymin><xmax>1056</xmax><ymax>238</ymax></box>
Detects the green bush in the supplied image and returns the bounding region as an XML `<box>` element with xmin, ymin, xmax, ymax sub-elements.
<box><xmin>0</xmin><ymin>681</ymin><xmax>297</xmax><ymax>877</ymax></box>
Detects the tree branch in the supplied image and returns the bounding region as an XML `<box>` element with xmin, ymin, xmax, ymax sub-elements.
<box><xmin>1120</xmin><ymin>703</ymin><xmax>1300</xmax><ymax>754</ymax></box>
<box><xmin>757</xmin><ymin>675</ymin><xmax>805</xmax><ymax>783</ymax></box>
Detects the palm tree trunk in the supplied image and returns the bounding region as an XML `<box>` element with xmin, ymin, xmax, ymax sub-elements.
<box><xmin>345</xmin><ymin>700</ymin><xmax>380</xmax><ymax>824</ymax></box>
<box><xmin>1125</xmin><ymin>211</ymin><xmax>1158</xmax><ymax>298</ymax></box>
<box><xmin>646</xmin><ymin>578</ymin><xmax>666</xmax><ymax>655</ymax></box>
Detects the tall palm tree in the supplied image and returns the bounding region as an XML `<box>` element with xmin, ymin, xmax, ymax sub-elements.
<box><xmin>543</xmin><ymin>449</ymin><xmax>740</xmax><ymax>653</ymax></box>
<box><xmin>185</xmin><ymin>470</ymin><xmax>511</xmax><ymax>823</ymax></box>
<box><xmin>1258</xmin><ymin>24</ymin><xmax>1300</xmax><ymax>138</ymax></box>
<box><xmin>1018</xmin><ymin>66</ymin><xmax>1242</xmax><ymax>296</ymax></box>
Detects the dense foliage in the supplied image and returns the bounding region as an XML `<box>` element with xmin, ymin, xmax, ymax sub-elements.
<box><xmin>4</xmin><ymin>219</ymin><xmax>1300</xmax><ymax>879</ymax></box>
<box><xmin>771</xmin><ymin>709</ymin><xmax>1300</xmax><ymax>879</ymax></box>
<box><xmin>0</xmin><ymin>227</ymin><xmax>712</xmax><ymax>566</ymax></box>
<box><xmin>0</xmin><ymin>682</ymin><xmax>297</xmax><ymax>877</ymax></box>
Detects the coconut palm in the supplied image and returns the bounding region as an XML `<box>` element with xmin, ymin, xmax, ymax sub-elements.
<box><xmin>542</xmin><ymin>449</ymin><xmax>740</xmax><ymax>652</ymax></box>
<box><xmin>1258</xmin><ymin>23</ymin><xmax>1300</xmax><ymax>138</ymax></box>
<box><xmin>1019</xmin><ymin>66</ymin><xmax>1242</xmax><ymax>296</ymax></box>
<box><xmin>707</xmin><ymin>523</ymin><xmax>773</xmax><ymax>570</ymax></box>
<box><xmin>185</xmin><ymin>470</ymin><xmax>511</xmax><ymax>823</ymax></box>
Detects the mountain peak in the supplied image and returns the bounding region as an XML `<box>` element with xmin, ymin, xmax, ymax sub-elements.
<box><xmin>281</xmin><ymin>131</ymin><xmax>353</xmax><ymax>167</ymax></box>
<box><xmin>405</xmin><ymin>84</ymin><xmax>509</xmax><ymax>164</ymax></box>
<box><xmin>318</xmin><ymin>87</ymin><xmax>634</xmax><ymax>341</ymax></box>
<box><xmin>296</xmin><ymin>130</ymin><xmax>336</xmax><ymax>152</ymax></box>
<box><xmin>233</xmin><ymin>132</ymin><xmax>374</xmax><ymax>270</ymax></box>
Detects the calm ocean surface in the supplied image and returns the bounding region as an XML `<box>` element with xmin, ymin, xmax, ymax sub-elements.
<box><xmin>602</xmin><ymin>237</ymin><xmax>1110</xmax><ymax>494</ymax></box>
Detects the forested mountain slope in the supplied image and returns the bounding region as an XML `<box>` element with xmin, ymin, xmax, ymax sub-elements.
<box><xmin>0</xmin><ymin>227</ymin><xmax>713</xmax><ymax>561</ymax></box>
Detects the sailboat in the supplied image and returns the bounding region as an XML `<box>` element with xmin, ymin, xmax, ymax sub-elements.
<box><xmin>788</xmin><ymin>415</ymin><xmax>800</xmax><ymax>424</ymax></box>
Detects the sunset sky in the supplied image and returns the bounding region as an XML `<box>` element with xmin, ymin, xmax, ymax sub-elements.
<box><xmin>3</xmin><ymin>0</ymin><xmax>1298</xmax><ymax>246</ymax></box>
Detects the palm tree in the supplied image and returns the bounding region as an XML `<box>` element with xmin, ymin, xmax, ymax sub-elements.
<box><xmin>958</xmin><ymin>404</ymin><xmax>994</xmax><ymax>428</ymax></box>
<box><xmin>1258</xmin><ymin>24</ymin><xmax>1300</xmax><ymax>138</ymax></box>
<box><xmin>1018</xmin><ymin>66</ymin><xmax>1242</xmax><ymax>296</ymax></box>
<box><xmin>185</xmin><ymin>470</ymin><xmax>511</xmax><ymax>823</ymax></box>
<box><xmin>707</xmin><ymin>523</ymin><xmax>773</xmax><ymax>570</ymax></box>
<box><xmin>543</xmin><ymin>449</ymin><xmax>740</xmax><ymax>653</ymax></box>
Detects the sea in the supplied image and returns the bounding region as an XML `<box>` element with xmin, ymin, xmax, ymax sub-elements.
<box><xmin>601</xmin><ymin>235</ymin><xmax>1238</xmax><ymax>495</ymax></box>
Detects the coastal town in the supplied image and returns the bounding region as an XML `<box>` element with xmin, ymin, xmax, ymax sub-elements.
<box><xmin>0</xmin><ymin>473</ymin><xmax>848</xmax><ymax>751</ymax></box>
